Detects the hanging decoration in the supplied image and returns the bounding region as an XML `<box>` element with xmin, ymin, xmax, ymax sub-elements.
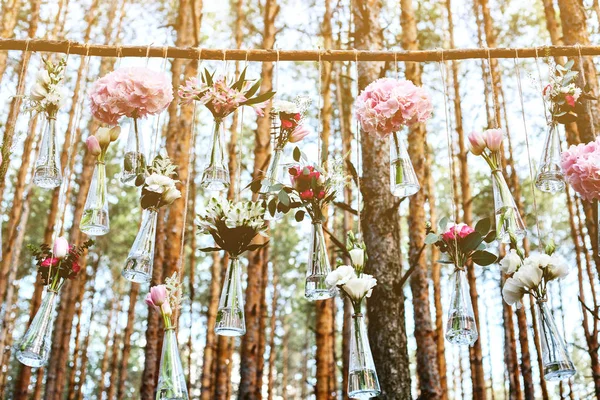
<box><xmin>354</xmin><ymin>77</ymin><xmax>432</xmax><ymax>198</ymax></box>
<box><xmin>79</xmin><ymin>126</ymin><xmax>121</xmax><ymax>236</ymax></box>
<box><xmin>28</xmin><ymin>57</ymin><xmax>68</xmax><ymax>189</ymax></box>
<box><xmin>145</xmin><ymin>274</ymin><xmax>189</xmax><ymax>400</ymax></box>
<box><xmin>15</xmin><ymin>237</ymin><xmax>93</xmax><ymax>367</ymax></box>
<box><xmin>501</xmin><ymin>239</ymin><xmax>575</xmax><ymax>381</ymax></box>
<box><xmin>122</xmin><ymin>154</ymin><xmax>181</xmax><ymax>283</ymax></box>
<box><xmin>536</xmin><ymin>60</ymin><xmax>594</xmax><ymax>193</ymax></box>
<box><xmin>326</xmin><ymin>232</ymin><xmax>381</xmax><ymax>398</ymax></box>
<box><xmin>178</xmin><ymin>67</ymin><xmax>275</xmax><ymax>191</ymax></box>
<box><xmin>89</xmin><ymin>67</ymin><xmax>173</xmax><ymax>185</ymax></box>
<box><xmin>260</xmin><ymin>96</ymin><xmax>312</xmax><ymax>221</ymax></box>
<box><xmin>197</xmin><ymin>197</ymin><xmax>269</xmax><ymax>336</ymax></box>
<box><xmin>425</xmin><ymin>217</ymin><xmax>497</xmax><ymax>346</ymax></box>
<box><xmin>468</xmin><ymin>129</ymin><xmax>526</xmax><ymax>243</ymax></box>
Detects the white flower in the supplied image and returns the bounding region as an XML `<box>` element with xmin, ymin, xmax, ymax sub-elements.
<box><xmin>349</xmin><ymin>248</ymin><xmax>365</xmax><ymax>269</ymax></box>
<box><xmin>572</xmin><ymin>87</ymin><xmax>582</xmax><ymax>101</ymax></box>
<box><xmin>325</xmin><ymin>265</ymin><xmax>356</xmax><ymax>288</ymax></box>
<box><xmin>145</xmin><ymin>174</ymin><xmax>175</xmax><ymax>193</ymax></box>
<box><xmin>502</xmin><ymin>277</ymin><xmax>526</xmax><ymax>307</ymax></box>
<box><xmin>513</xmin><ymin>263</ymin><xmax>543</xmax><ymax>290</ymax></box>
<box><xmin>30</xmin><ymin>83</ymin><xmax>48</xmax><ymax>101</ymax></box>
<box><xmin>546</xmin><ymin>255</ymin><xmax>569</xmax><ymax>281</ymax></box>
<box><xmin>500</xmin><ymin>249</ymin><xmax>521</xmax><ymax>275</ymax></box>
<box><xmin>162</xmin><ymin>186</ymin><xmax>182</xmax><ymax>204</ymax></box>
<box><xmin>95</xmin><ymin>127</ymin><xmax>112</xmax><ymax>147</ymax></box>
<box><xmin>342</xmin><ymin>274</ymin><xmax>377</xmax><ymax>301</ymax></box>
<box><xmin>273</xmin><ymin>100</ymin><xmax>298</xmax><ymax>114</ymax></box>
<box><xmin>37</xmin><ymin>70</ymin><xmax>51</xmax><ymax>85</ymax></box>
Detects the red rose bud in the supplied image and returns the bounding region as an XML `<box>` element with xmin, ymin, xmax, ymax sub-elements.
<box><xmin>311</xmin><ymin>171</ymin><xmax>321</xmax><ymax>180</ymax></box>
<box><xmin>294</xmin><ymin>113</ymin><xmax>301</xmax><ymax>121</ymax></box>
<box><xmin>565</xmin><ymin>95</ymin><xmax>575</xmax><ymax>107</ymax></box>
<box><xmin>300</xmin><ymin>190</ymin><xmax>314</xmax><ymax>200</ymax></box>
<box><xmin>282</xmin><ymin>120</ymin><xmax>293</xmax><ymax>129</ymax></box>
<box><xmin>317</xmin><ymin>190</ymin><xmax>325</xmax><ymax>199</ymax></box>
<box><xmin>72</xmin><ymin>262</ymin><xmax>81</xmax><ymax>274</ymax></box>
<box><xmin>288</xmin><ymin>166</ymin><xmax>301</xmax><ymax>176</ymax></box>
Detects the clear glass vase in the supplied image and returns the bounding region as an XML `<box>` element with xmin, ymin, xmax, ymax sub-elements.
<box><xmin>261</xmin><ymin>147</ymin><xmax>285</xmax><ymax>221</ymax></box>
<box><xmin>121</xmin><ymin>117</ymin><xmax>147</xmax><ymax>186</ymax></box>
<box><xmin>305</xmin><ymin>221</ymin><xmax>336</xmax><ymax>300</ymax></box>
<box><xmin>535</xmin><ymin>123</ymin><xmax>565</xmax><ymax>193</ymax></box>
<box><xmin>536</xmin><ymin>300</ymin><xmax>576</xmax><ymax>381</ymax></box>
<box><xmin>491</xmin><ymin>170</ymin><xmax>526</xmax><ymax>243</ymax></box>
<box><xmin>156</xmin><ymin>328</ymin><xmax>189</xmax><ymax>400</ymax></box>
<box><xmin>215</xmin><ymin>257</ymin><xmax>246</xmax><ymax>336</ymax></box>
<box><xmin>201</xmin><ymin>118</ymin><xmax>229</xmax><ymax>191</ymax></box>
<box><xmin>79</xmin><ymin>161</ymin><xmax>109</xmax><ymax>236</ymax></box>
<box><xmin>348</xmin><ymin>312</ymin><xmax>381</xmax><ymax>398</ymax></box>
<box><xmin>445</xmin><ymin>269</ymin><xmax>478</xmax><ymax>346</ymax></box>
<box><xmin>33</xmin><ymin>117</ymin><xmax>62</xmax><ymax>189</ymax></box>
<box><xmin>15</xmin><ymin>289</ymin><xmax>58</xmax><ymax>367</ymax></box>
<box><xmin>390</xmin><ymin>131</ymin><xmax>419</xmax><ymax>198</ymax></box>
<box><xmin>122</xmin><ymin>208</ymin><xmax>158</xmax><ymax>283</ymax></box>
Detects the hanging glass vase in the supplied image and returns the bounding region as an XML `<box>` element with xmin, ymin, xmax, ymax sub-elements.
<box><xmin>122</xmin><ymin>208</ymin><xmax>158</xmax><ymax>283</ymax></box>
<box><xmin>15</xmin><ymin>288</ymin><xmax>59</xmax><ymax>367</ymax></box>
<box><xmin>305</xmin><ymin>221</ymin><xmax>336</xmax><ymax>300</ymax></box>
<box><xmin>389</xmin><ymin>131</ymin><xmax>419</xmax><ymax>198</ymax></box>
<box><xmin>156</xmin><ymin>328</ymin><xmax>189</xmax><ymax>400</ymax></box>
<box><xmin>215</xmin><ymin>257</ymin><xmax>246</xmax><ymax>336</ymax></box>
<box><xmin>535</xmin><ymin>123</ymin><xmax>565</xmax><ymax>193</ymax></box>
<box><xmin>201</xmin><ymin>118</ymin><xmax>229</xmax><ymax>191</ymax></box>
<box><xmin>261</xmin><ymin>147</ymin><xmax>285</xmax><ymax>221</ymax></box>
<box><xmin>79</xmin><ymin>160</ymin><xmax>109</xmax><ymax>236</ymax></box>
<box><xmin>536</xmin><ymin>300</ymin><xmax>576</xmax><ymax>381</ymax></box>
<box><xmin>33</xmin><ymin>117</ymin><xmax>62</xmax><ymax>189</ymax></box>
<box><xmin>491</xmin><ymin>170</ymin><xmax>526</xmax><ymax>243</ymax></box>
<box><xmin>445</xmin><ymin>268</ymin><xmax>478</xmax><ymax>346</ymax></box>
<box><xmin>348</xmin><ymin>311</ymin><xmax>381</xmax><ymax>398</ymax></box>
<box><xmin>121</xmin><ymin>117</ymin><xmax>147</xmax><ymax>186</ymax></box>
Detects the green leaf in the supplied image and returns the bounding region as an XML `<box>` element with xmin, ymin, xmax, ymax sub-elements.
<box><xmin>474</xmin><ymin>218</ymin><xmax>491</xmax><ymax>236</ymax></box>
<box><xmin>461</xmin><ymin>231</ymin><xmax>484</xmax><ymax>252</ymax></box>
<box><xmin>247</xmin><ymin>241</ymin><xmax>269</xmax><ymax>252</ymax></box>
<box><xmin>199</xmin><ymin>247</ymin><xmax>222</xmax><ymax>252</ymax></box>
<box><xmin>424</xmin><ymin>232</ymin><xmax>439</xmax><ymax>245</ymax></box>
<box><xmin>232</xmin><ymin>66</ymin><xmax>247</xmax><ymax>91</ymax></box>
<box><xmin>483</xmin><ymin>230</ymin><xmax>496</xmax><ymax>243</ymax></box>
<box><xmin>243</xmin><ymin>91</ymin><xmax>276</xmax><ymax>105</ymax></box>
<box><xmin>438</xmin><ymin>216</ymin><xmax>449</xmax><ymax>231</ymax></box>
<box><xmin>293</xmin><ymin>147</ymin><xmax>301</xmax><ymax>162</ymax></box>
<box><xmin>243</xmin><ymin>79</ymin><xmax>262</xmax><ymax>98</ymax></box>
<box><xmin>437</xmin><ymin>259</ymin><xmax>455</xmax><ymax>264</ymax></box>
<box><xmin>268</xmin><ymin>198</ymin><xmax>277</xmax><ymax>217</ymax></box>
<box><xmin>295</xmin><ymin>210</ymin><xmax>305</xmax><ymax>222</ymax></box>
<box><xmin>278</xmin><ymin>190</ymin><xmax>290</xmax><ymax>206</ymax></box>
<box><xmin>564</xmin><ymin>59</ymin><xmax>574</xmax><ymax>70</ymax></box>
<box><xmin>471</xmin><ymin>250</ymin><xmax>498</xmax><ymax>266</ymax></box>
<box><xmin>249</xmin><ymin>179</ymin><xmax>262</xmax><ymax>193</ymax></box>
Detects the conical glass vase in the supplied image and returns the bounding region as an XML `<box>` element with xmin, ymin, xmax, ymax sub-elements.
<box><xmin>201</xmin><ymin>118</ymin><xmax>229</xmax><ymax>191</ymax></box>
<box><xmin>79</xmin><ymin>161</ymin><xmax>109</xmax><ymax>236</ymax></box>
<box><xmin>305</xmin><ymin>222</ymin><xmax>336</xmax><ymax>301</ymax></box>
<box><xmin>215</xmin><ymin>257</ymin><xmax>245</xmax><ymax>336</ymax></box>
<box><xmin>33</xmin><ymin>117</ymin><xmax>62</xmax><ymax>189</ymax></box>
<box><xmin>491</xmin><ymin>171</ymin><xmax>526</xmax><ymax>243</ymax></box>
<box><xmin>348</xmin><ymin>312</ymin><xmax>381</xmax><ymax>399</ymax></box>
<box><xmin>535</xmin><ymin>123</ymin><xmax>565</xmax><ymax>193</ymax></box>
<box><xmin>261</xmin><ymin>147</ymin><xmax>285</xmax><ymax>221</ymax></box>
<box><xmin>445</xmin><ymin>269</ymin><xmax>478</xmax><ymax>346</ymax></box>
<box><xmin>122</xmin><ymin>209</ymin><xmax>158</xmax><ymax>283</ymax></box>
<box><xmin>156</xmin><ymin>328</ymin><xmax>189</xmax><ymax>400</ymax></box>
<box><xmin>15</xmin><ymin>289</ymin><xmax>59</xmax><ymax>367</ymax></box>
<box><xmin>536</xmin><ymin>300</ymin><xmax>576</xmax><ymax>381</ymax></box>
<box><xmin>121</xmin><ymin>117</ymin><xmax>147</xmax><ymax>186</ymax></box>
<box><xmin>389</xmin><ymin>132</ymin><xmax>419</xmax><ymax>198</ymax></box>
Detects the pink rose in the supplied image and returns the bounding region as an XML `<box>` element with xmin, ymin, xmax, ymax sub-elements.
<box><xmin>40</xmin><ymin>257</ymin><xmax>60</xmax><ymax>268</ymax></box>
<box><xmin>442</xmin><ymin>223</ymin><xmax>475</xmax><ymax>241</ymax></box>
<box><xmin>300</xmin><ymin>190</ymin><xmax>314</xmax><ymax>200</ymax></box>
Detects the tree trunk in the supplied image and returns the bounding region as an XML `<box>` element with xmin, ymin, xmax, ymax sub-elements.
<box><xmin>255</xmin><ymin>245</ymin><xmax>270</xmax><ymax>397</ymax></box>
<box><xmin>0</xmin><ymin>0</ymin><xmax>24</xmax><ymax>85</ymax></box>
<box><xmin>116</xmin><ymin>284</ymin><xmax>140</xmax><ymax>400</ymax></box>
<box><xmin>501</xmin><ymin>273</ymin><xmax>523</xmax><ymax>400</ymax></box>
<box><xmin>281</xmin><ymin>319</ymin><xmax>290</xmax><ymax>400</ymax></box>
<box><xmin>99</xmin><ymin>302</ymin><xmax>120</xmax><ymax>399</ymax></box>
<box><xmin>266</xmin><ymin>267</ymin><xmax>278</xmax><ymax>400</ymax></box>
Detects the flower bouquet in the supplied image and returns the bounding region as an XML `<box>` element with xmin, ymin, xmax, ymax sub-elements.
<box><xmin>354</xmin><ymin>77</ymin><xmax>432</xmax><ymax>197</ymax></box>
<box><xmin>79</xmin><ymin>126</ymin><xmax>121</xmax><ymax>236</ymax></box>
<box><xmin>179</xmin><ymin>67</ymin><xmax>275</xmax><ymax>191</ymax></box>
<box><xmin>501</xmin><ymin>240</ymin><xmax>575</xmax><ymax>381</ymax></box>
<box><xmin>197</xmin><ymin>197</ymin><xmax>268</xmax><ymax>336</ymax></box>
<box><xmin>468</xmin><ymin>128</ymin><xmax>526</xmax><ymax>242</ymax></box>
<box><xmin>425</xmin><ymin>217</ymin><xmax>497</xmax><ymax>346</ymax></box>
<box><xmin>326</xmin><ymin>232</ymin><xmax>380</xmax><ymax>398</ymax></box>
<box><xmin>90</xmin><ymin>67</ymin><xmax>173</xmax><ymax>185</ymax></box>
<box><xmin>122</xmin><ymin>154</ymin><xmax>181</xmax><ymax>283</ymax></box>
<box><xmin>15</xmin><ymin>237</ymin><xmax>93</xmax><ymax>367</ymax></box>
<box><xmin>537</xmin><ymin>60</ymin><xmax>595</xmax><ymax>192</ymax></box>
<box><xmin>146</xmin><ymin>274</ymin><xmax>189</xmax><ymax>399</ymax></box>
<box><xmin>28</xmin><ymin>57</ymin><xmax>68</xmax><ymax>189</ymax></box>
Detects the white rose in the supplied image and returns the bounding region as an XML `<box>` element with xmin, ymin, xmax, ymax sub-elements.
<box><xmin>500</xmin><ymin>249</ymin><xmax>521</xmax><ymax>275</ymax></box>
<box><xmin>349</xmin><ymin>248</ymin><xmax>365</xmax><ymax>269</ymax></box>
<box><xmin>162</xmin><ymin>186</ymin><xmax>181</xmax><ymax>205</ymax></box>
<box><xmin>513</xmin><ymin>263</ymin><xmax>543</xmax><ymax>290</ymax></box>
<box><xmin>342</xmin><ymin>275</ymin><xmax>377</xmax><ymax>301</ymax></box>
<box><xmin>547</xmin><ymin>255</ymin><xmax>569</xmax><ymax>281</ymax></box>
<box><xmin>325</xmin><ymin>265</ymin><xmax>356</xmax><ymax>288</ymax></box>
<box><xmin>145</xmin><ymin>174</ymin><xmax>175</xmax><ymax>193</ymax></box>
<box><xmin>502</xmin><ymin>277</ymin><xmax>526</xmax><ymax>307</ymax></box>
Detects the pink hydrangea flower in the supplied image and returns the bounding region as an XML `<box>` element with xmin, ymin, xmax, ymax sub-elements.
<box><xmin>354</xmin><ymin>78</ymin><xmax>433</xmax><ymax>137</ymax></box>
<box><xmin>442</xmin><ymin>223</ymin><xmax>475</xmax><ymax>241</ymax></box>
<box><xmin>561</xmin><ymin>138</ymin><xmax>600</xmax><ymax>201</ymax></box>
<box><xmin>89</xmin><ymin>67</ymin><xmax>174</xmax><ymax>126</ymax></box>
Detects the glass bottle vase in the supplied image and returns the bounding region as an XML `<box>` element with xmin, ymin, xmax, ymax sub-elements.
<box><xmin>33</xmin><ymin>117</ymin><xmax>62</xmax><ymax>189</ymax></box>
<box><xmin>215</xmin><ymin>257</ymin><xmax>246</xmax><ymax>336</ymax></box>
<box><xmin>122</xmin><ymin>209</ymin><xmax>158</xmax><ymax>283</ymax></box>
<box><xmin>201</xmin><ymin>118</ymin><xmax>229</xmax><ymax>191</ymax></box>
<box><xmin>445</xmin><ymin>269</ymin><xmax>478</xmax><ymax>346</ymax></box>
<box><xmin>389</xmin><ymin>131</ymin><xmax>420</xmax><ymax>198</ymax></box>
<box><xmin>535</xmin><ymin>123</ymin><xmax>565</xmax><ymax>193</ymax></box>
<box><xmin>348</xmin><ymin>312</ymin><xmax>381</xmax><ymax>398</ymax></box>
<box><xmin>261</xmin><ymin>147</ymin><xmax>285</xmax><ymax>221</ymax></box>
<box><xmin>15</xmin><ymin>289</ymin><xmax>59</xmax><ymax>367</ymax></box>
<box><xmin>156</xmin><ymin>328</ymin><xmax>189</xmax><ymax>400</ymax></box>
<box><xmin>536</xmin><ymin>300</ymin><xmax>576</xmax><ymax>381</ymax></box>
<box><xmin>305</xmin><ymin>221</ymin><xmax>336</xmax><ymax>300</ymax></box>
<box><xmin>79</xmin><ymin>161</ymin><xmax>109</xmax><ymax>236</ymax></box>
<box><xmin>121</xmin><ymin>117</ymin><xmax>147</xmax><ymax>186</ymax></box>
<box><xmin>491</xmin><ymin>170</ymin><xmax>526</xmax><ymax>243</ymax></box>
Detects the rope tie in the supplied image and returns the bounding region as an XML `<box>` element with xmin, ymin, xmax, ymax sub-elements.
<box><xmin>317</xmin><ymin>47</ymin><xmax>323</xmax><ymax>166</ymax></box>
<box><xmin>354</xmin><ymin>49</ymin><xmax>361</xmax><ymax>237</ymax></box>
<box><xmin>534</xmin><ymin>47</ymin><xmax>549</xmax><ymax>124</ymax></box>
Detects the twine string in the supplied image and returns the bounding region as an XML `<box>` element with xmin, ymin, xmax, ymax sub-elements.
<box><xmin>237</xmin><ymin>50</ymin><xmax>249</xmax><ymax>201</ymax></box>
<box><xmin>354</xmin><ymin>49</ymin><xmax>361</xmax><ymax>237</ymax></box>
<box><xmin>486</xmin><ymin>47</ymin><xmax>500</xmax><ymax>128</ymax></box>
<box><xmin>317</xmin><ymin>48</ymin><xmax>323</xmax><ymax>166</ymax></box>
<box><xmin>576</xmin><ymin>43</ymin><xmax>597</xmax><ymax>138</ymax></box>
<box><xmin>534</xmin><ymin>47</ymin><xmax>549</xmax><ymax>124</ymax></box>
<box><xmin>150</xmin><ymin>46</ymin><xmax>170</xmax><ymax>159</ymax></box>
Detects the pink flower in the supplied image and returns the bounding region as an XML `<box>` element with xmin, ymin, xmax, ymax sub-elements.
<box><xmin>52</xmin><ymin>237</ymin><xmax>69</xmax><ymax>258</ymax></box>
<box><xmin>483</xmin><ymin>129</ymin><xmax>503</xmax><ymax>152</ymax></box>
<box><xmin>150</xmin><ymin>285</ymin><xmax>168</xmax><ymax>307</ymax></box>
<box><xmin>442</xmin><ymin>223</ymin><xmax>475</xmax><ymax>241</ymax></box>
<box><xmin>86</xmin><ymin>136</ymin><xmax>101</xmax><ymax>156</ymax></box>
<box><xmin>289</xmin><ymin>125</ymin><xmax>310</xmax><ymax>143</ymax></box>
<box><xmin>468</xmin><ymin>131</ymin><xmax>486</xmax><ymax>155</ymax></box>
<box><xmin>300</xmin><ymin>190</ymin><xmax>314</xmax><ymax>200</ymax></box>
<box><xmin>40</xmin><ymin>257</ymin><xmax>60</xmax><ymax>268</ymax></box>
<box><xmin>281</xmin><ymin>120</ymin><xmax>294</xmax><ymax>129</ymax></box>
<box><xmin>561</xmin><ymin>138</ymin><xmax>600</xmax><ymax>201</ymax></box>
<box><xmin>145</xmin><ymin>293</ymin><xmax>159</xmax><ymax>310</ymax></box>
<box><xmin>565</xmin><ymin>95</ymin><xmax>575</xmax><ymax>107</ymax></box>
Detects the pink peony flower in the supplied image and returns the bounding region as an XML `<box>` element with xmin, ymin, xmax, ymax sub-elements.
<box><xmin>289</xmin><ymin>125</ymin><xmax>310</xmax><ymax>143</ymax></box>
<box><xmin>89</xmin><ymin>67</ymin><xmax>174</xmax><ymax>126</ymax></box>
<box><xmin>561</xmin><ymin>138</ymin><xmax>600</xmax><ymax>201</ymax></box>
<box><xmin>442</xmin><ymin>223</ymin><xmax>475</xmax><ymax>241</ymax></box>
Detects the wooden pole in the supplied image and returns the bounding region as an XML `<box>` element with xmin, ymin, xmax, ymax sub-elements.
<box><xmin>2</xmin><ymin>39</ymin><xmax>600</xmax><ymax>61</ymax></box>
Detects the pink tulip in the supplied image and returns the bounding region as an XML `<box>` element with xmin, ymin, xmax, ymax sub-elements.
<box><xmin>86</xmin><ymin>136</ymin><xmax>102</xmax><ymax>156</ymax></box>
<box><xmin>468</xmin><ymin>131</ymin><xmax>486</xmax><ymax>155</ymax></box>
<box><xmin>52</xmin><ymin>237</ymin><xmax>69</xmax><ymax>258</ymax></box>
<box><xmin>145</xmin><ymin>293</ymin><xmax>158</xmax><ymax>309</ymax></box>
<box><xmin>161</xmin><ymin>302</ymin><xmax>173</xmax><ymax>316</ymax></box>
<box><xmin>289</xmin><ymin>125</ymin><xmax>310</xmax><ymax>143</ymax></box>
<box><xmin>483</xmin><ymin>129</ymin><xmax>504</xmax><ymax>152</ymax></box>
<box><xmin>150</xmin><ymin>285</ymin><xmax>168</xmax><ymax>307</ymax></box>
